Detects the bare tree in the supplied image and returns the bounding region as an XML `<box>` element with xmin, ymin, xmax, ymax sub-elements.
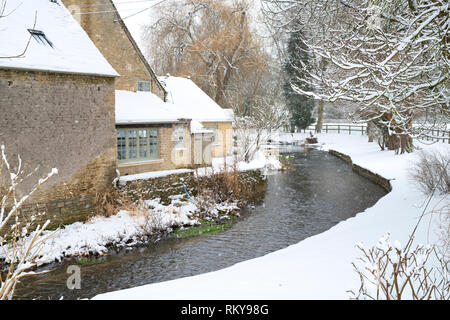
<box><xmin>262</xmin><ymin>0</ymin><xmax>449</xmax><ymax>153</ymax></box>
<box><xmin>234</xmin><ymin>76</ymin><xmax>289</xmax><ymax>162</ymax></box>
<box><xmin>144</xmin><ymin>0</ymin><xmax>271</xmax><ymax>110</ymax></box>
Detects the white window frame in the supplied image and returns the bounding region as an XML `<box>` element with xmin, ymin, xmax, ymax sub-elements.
<box><xmin>174</xmin><ymin>125</ymin><xmax>186</xmax><ymax>149</ymax></box>
<box><xmin>205</xmin><ymin>125</ymin><xmax>219</xmax><ymax>145</ymax></box>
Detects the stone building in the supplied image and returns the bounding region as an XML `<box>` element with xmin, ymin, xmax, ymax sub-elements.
<box><xmin>62</xmin><ymin>0</ymin><xmax>233</xmax><ymax>175</ymax></box>
<box><xmin>61</xmin><ymin>0</ymin><xmax>194</xmax><ymax>175</ymax></box>
<box><xmin>115</xmin><ymin>76</ymin><xmax>234</xmax><ymax>176</ymax></box>
<box><xmin>0</xmin><ymin>0</ymin><xmax>118</xmax><ymax>226</ymax></box>
<box><xmin>159</xmin><ymin>76</ymin><xmax>234</xmax><ymax>160</ymax></box>
<box><xmin>115</xmin><ymin>90</ymin><xmax>194</xmax><ymax>175</ymax></box>
<box><xmin>61</xmin><ymin>0</ymin><xmax>166</xmax><ymax>100</ymax></box>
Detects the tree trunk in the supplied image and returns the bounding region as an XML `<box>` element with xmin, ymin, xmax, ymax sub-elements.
<box><xmin>399</xmin><ymin>134</ymin><xmax>413</xmax><ymax>154</ymax></box>
<box><xmin>367</xmin><ymin>121</ymin><xmax>374</xmax><ymax>142</ymax></box>
<box><xmin>315</xmin><ymin>100</ymin><xmax>324</xmax><ymax>133</ymax></box>
<box><xmin>385</xmin><ymin>133</ymin><xmax>400</xmax><ymax>151</ymax></box>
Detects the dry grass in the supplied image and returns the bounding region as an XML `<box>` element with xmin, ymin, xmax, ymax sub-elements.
<box><xmin>194</xmin><ymin>162</ymin><xmax>249</xmax><ymax>203</ymax></box>
<box><xmin>190</xmin><ymin>161</ymin><xmax>262</xmax><ymax>219</ymax></box>
<box><xmin>93</xmin><ymin>188</ymin><xmax>137</xmax><ymax>218</ymax></box>
<box><xmin>410</xmin><ymin>150</ymin><xmax>450</xmax><ymax>195</ymax></box>
<box><xmin>349</xmin><ymin>233</ymin><xmax>449</xmax><ymax>300</ymax></box>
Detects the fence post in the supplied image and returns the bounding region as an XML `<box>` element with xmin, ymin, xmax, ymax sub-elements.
<box><xmin>349</xmin><ymin>125</ymin><xmax>351</xmax><ymax>135</ymax></box>
<box><xmin>362</xmin><ymin>125</ymin><xmax>364</xmax><ymax>135</ymax></box>
<box><xmin>326</xmin><ymin>124</ymin><xmax>328</xmax><ymax>133</ymax></box>
<box><xmin>338</xmin><ymin>124</ymin><xmax>340</xmax><ymax>133</ymax></box>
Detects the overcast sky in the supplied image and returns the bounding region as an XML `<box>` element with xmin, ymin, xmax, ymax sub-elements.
<box><xmin>111</xmin><ymin>0</ymin><xmax>158</xmax><ymax>48</ymax></box>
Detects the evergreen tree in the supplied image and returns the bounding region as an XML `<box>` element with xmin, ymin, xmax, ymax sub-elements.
<box><xmin>283</xmin><ymin>30</ymin><xmax>315</xmax><ymax>130</ymax></box>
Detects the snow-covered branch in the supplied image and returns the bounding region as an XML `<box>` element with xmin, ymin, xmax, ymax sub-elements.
<box><xmin>262</xmin><ymin>0</ymin><xmax>449</xmax><ymax>153</ymax></box>
<box><xmin>0</xmin><ymin>145</ymin><xmax>57</xmax><ymax>300</ymax></box>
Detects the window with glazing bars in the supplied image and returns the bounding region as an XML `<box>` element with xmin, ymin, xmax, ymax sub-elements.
<box><xmin>28</xmin><ymin>29</ymin><xmax>53</xmax><ymax>47</ymax></box>
<box><xmin>117</xmin><ymin>128</ymin><xmax>158</xmax><ymax>163</ymax></box>
<box><xmin>137</xmin><ymin>81</ymin><xmax>151</xmax><ymax>92</ymax></box>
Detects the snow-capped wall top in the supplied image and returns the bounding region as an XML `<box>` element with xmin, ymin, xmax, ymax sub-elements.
<box><xmin>0</xmin><ymin>0</ymin><xmax>118</xmax><ymax>77</ymax></box>
<box><xmin>115</xmin><ymin>90</ymin><xmax>182</xmax><ymax>124</ymax></box>
<box><xmin>159</xmin><ymin>76</ymin><xmax>233</xmax><ymax>123</ymax></box>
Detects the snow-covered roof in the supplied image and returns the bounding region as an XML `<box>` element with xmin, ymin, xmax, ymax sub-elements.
<box><xmin>159</xmin><ymin>76</ymin><xmax>233</xmax><ymax>123</ymax></box>
<box><xmin>116</xmin><ymin>90</ymin><xmax>183</xmax><ymax>124</ymax></box>
<box><xmin>190</xmin><ymin>120</ymin><xmax>214</xmax><ymax>134</ymax></box>
<box><xmin>0</xmin><ymin>0</ymin><xmax>118</xmax><ymax>77</ymax></box>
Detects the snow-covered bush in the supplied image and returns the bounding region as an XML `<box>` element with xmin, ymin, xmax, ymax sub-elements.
<box><xmin>0</xmin><ymin>145</ymin><xmax>57</xmax><ymax>300</ymax></box>
<box><xmin>410</xmin><ymin>150</ymin><xmax>449</xmax><ymax>195</ymax></box>
<box><xmin>410</xmin><ymin>149</ymin><xmax>449</xmax><ymax>264</ymax></box>
<box><xmin>349</xmin><ymin>233</ymin><xmax>449</xmax><ymax>300</ymax></box>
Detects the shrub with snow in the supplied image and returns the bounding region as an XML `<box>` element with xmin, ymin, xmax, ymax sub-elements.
<box><xmin>410</xmin><ymin>150</ymin><xmax>449</xmax><ymax>195</ymax></box>
<box><xmin>349</xmin><ymin>233</ymin><xmax>449</xmax><ymax>300</ymax></box>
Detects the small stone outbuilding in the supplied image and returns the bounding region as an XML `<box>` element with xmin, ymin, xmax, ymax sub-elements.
<box><xmin>159</xmin><ymin>76</ymin><xmax>234</xmax><ymax>160</ymax></box>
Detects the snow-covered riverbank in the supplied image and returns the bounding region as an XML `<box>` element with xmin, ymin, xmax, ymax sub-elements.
<box><xmin>93</xmin><ymin>133</ymin><xmax>449</xmax><ymax>300</ymax></box>
<box><xmin>0</xmin><ymin>154</ymin><xmax>280</xmax><ymax>267</ymax></box>
<box><xmin>0</xmin><ymin>197</ymin><xmax>238</xmax><ymax>267</ymax></box>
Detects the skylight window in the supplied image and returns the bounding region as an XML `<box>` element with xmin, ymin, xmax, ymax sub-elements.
<box><xmin>28</xmin><ymin>29</ymin><xmax>53</xmax><ymax>48</ymax></box>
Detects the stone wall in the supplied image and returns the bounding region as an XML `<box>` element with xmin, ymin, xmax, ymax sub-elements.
<box><xmin>0</xmin><ymin>68</ymin><xmax>117</xmax><ymax>227</ymax></box>
<box><xmin>62</xmin><ymin>0</ymin><xmax>166</xmax><ymax>100</ymax></box>
<box><xmin>117</xmin><ymin>122</ymin><xmax>192</xmax><ymax>175</ymax></box>
<box><xmin>202</xmin><ymin>121</ymin><xmax>233</xmax><ymax>158</ymax></box>
<box><xmin>328</xmin><ymin>149</ymin><xmax>392</xmax><ymax>192</ymax></box>
<box><xmin>121</xmin><ymin>169</ymin><xmax>267</xmax><ymax>205</ymax></box>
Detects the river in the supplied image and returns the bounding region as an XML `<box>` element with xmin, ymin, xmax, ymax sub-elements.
<box><xmin>14</xmin><ymin>147</ymin><xmax>387</xmax><ymax>299</ymax></box>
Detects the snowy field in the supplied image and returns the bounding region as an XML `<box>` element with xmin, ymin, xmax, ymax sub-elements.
<box><xmin>93</xmin><ymin>133</ymin><xmax>449</xmax><ymax>300</ymax></box>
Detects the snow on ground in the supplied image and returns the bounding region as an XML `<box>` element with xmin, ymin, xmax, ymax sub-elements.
<box><xmin>0</xmin><ymin>198</ymin><xmax>199</xmax><ymax>267</ymax></box>
<box><xmin>93</xmin><ymin>133</ymin><xmax>449</xmax><ymax>300</ymax></box>
<box><xmin>0</xmin><ymin>153</ymin><xmax>279</xmax><ymax>267</ymax></box>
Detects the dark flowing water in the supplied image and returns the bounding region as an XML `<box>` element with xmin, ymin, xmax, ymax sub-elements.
<box><xmin>14</xmin><ymin>147</ymin><xmax>387</xmax><ymax>300</ymax></box>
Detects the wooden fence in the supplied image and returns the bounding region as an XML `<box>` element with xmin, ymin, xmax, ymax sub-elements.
<box><xmin>413</xmin><ymin>128</ymin><xmax>450</xmax><ymax>144</ymax></box>
<box><xmin>304</xmin><ymin>124</ymin><xmax>367</xmax><ymax>135</ymax></box>
<box><xmin>298</xmin><ymin>124</ymin><xmax>450</xmax><ymax>143</ymax></box>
